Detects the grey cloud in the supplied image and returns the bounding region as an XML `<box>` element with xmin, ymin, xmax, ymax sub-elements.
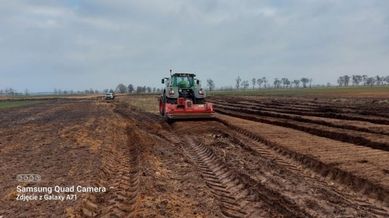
<box><xmin>0</xmin><ymin>0</ymin><xmax>388</xmax><ymax>92</ymax></box>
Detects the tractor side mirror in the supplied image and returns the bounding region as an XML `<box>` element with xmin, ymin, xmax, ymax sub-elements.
<box><xmin>161</xmin><ymin>79</ymin><xmax>165</xmax><ymax>84</ymax></box>
<box><xmin>196</xmin><ymin>80</ymin><xmax>200</xmax><ymax>85</ymax></box>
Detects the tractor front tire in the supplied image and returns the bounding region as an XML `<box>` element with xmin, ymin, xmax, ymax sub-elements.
<box><xmin>159</xmin><ymin>97</ymin><xmax>165</xmax><ymax>116</ymax></box>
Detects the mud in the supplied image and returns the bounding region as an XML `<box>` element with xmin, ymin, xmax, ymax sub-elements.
<box><xmin>0</xmin><ymin>96</ymin><xmax>388</xmax><ymax>217</ymax></box>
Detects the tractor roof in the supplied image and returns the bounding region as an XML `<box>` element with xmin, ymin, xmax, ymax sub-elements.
<box><xmin>172</xmin><ymin>73</ymin><xmax>196</xmax><ymax>77</ymax></box>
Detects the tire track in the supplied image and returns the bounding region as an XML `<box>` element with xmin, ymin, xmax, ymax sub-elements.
<box><xmin>81</xmin><ymin>126</ymin><xmax>141</xmax><ymax>217</ymax></box>
<box><xmin>215</xmin><ymin>107</ymin><xmax>389</xmax><ymax>152</ymax></box>
<box><xmin>215</xmin><ymin>118</ymin><xmax>389</xmax><ymax>206</ymax></box>
<box><xmin>209</xmin><ymin>128</ymin><xmax>389</xmax><ymax>217</ymax></box>
<box><xmin>181</xmin><ymin>136</ymin><xmax>310</xmax><ymax>217</ymax></box>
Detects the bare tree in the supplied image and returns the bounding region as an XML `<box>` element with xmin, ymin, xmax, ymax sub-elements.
<box><xmin>384</xmin><ymin>76</ymin><xmax>389</xmax><ymax>84</ymax></box>
<box><xmin>366</xmin><ymin>77</ymin><xmax>376</xmax><ymax>87</ymax></box>
<box><xmin>281</xmin><ymin>78</ymin><xmax>290</xmax><ymax>88</ymax></box>
<box><xmin>235</xmin><ymin>76</ymin><xmax>242</xmax><ymax>89</ymax></box>
<box><xmin>251</xmin><ymin>78</ymin><xmax>256</xmax><ymax>89</ymax></box>
<box><xmin>273</xmin><ymin>78</ymin><xmax>281</xmax><ymax>88</ymax></box>
<box><xmin>376</xmin><ymin>75</ymin><xmax>384</xmax><ymax>85</ymax></box>
<box><xmin>116</xmin><ymin>83</ymin><xmax>128</xmax><ymax>93</ymax></box>
<box><xmin>352</xmin><ymin>75</ymin><xmax>362</xmax><ymax>86</ymax></box>
<box><xmin>262</xmin><ymin>77</ymin><xmax>268</xmax><ymax>88</ymax></box>
<box><xmin>136</xmin><ymin>86</ymin><xmax>142</xmax><ymax>93</ymax></box>
<box><xmin>256</xmin><ymin>78</ymin><xmax>263</xmax><ymax>88</ymax></box>
<box><xmin>362</xmin><ymin>75</ymin><xmax>368</xmax><ymax>85</ymax></box>
<box><xmin>206</xmin><ymin>79</ymin><xmax>215</xmax><ymax>91</ymax></box>
<box><xmin>293</xmin><ymin>80</ymin><xmax>300</xmax><ymax>88</ymax></box>
<box><xmin>3</xmin><ymin>88</ymin><xmax>14</xmax><ymax>96</ymax></box>
<box><xmin>344</xmin><ymin>75</ymin><xmax>350</xmax><ymax>86</ymax></box>
<box><xmin>337</xmin><ymin>76</ymin><xmax>345</xmax><ymax>86</ymax></box>
<box><xmin>300</xmin><ymin>78</ymin><xmax>309</xmax><ymax>88</ymax></box>
<box><xmin>128</xmin><ymin>84</ymin><xmax>134</xmax><ymax>93</ymax></box>
<box><xmin>241</xmin><ymin>80</ymin><xmax>250</xmax><ymax>89</ymax></box>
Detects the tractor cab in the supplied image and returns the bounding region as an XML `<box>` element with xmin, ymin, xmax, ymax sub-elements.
<box><xmin>162</xmin><ymin>73</ymin><xmax>198</xmax><ymax>87</ymax></box>
<box><xmin>171</xmin><ymin>73</ymin><xmax>196</xmax><ymax>88</ymax></box>
<box><xmin>162</xmin><ymin>73</ymin><xmax>202</xmax><ymax>102</ymax></box>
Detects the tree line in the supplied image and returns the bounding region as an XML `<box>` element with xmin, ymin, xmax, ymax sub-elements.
<box><xmin>0</xmin><ymin>88</ymin><xmax>104</xmax><ymax>96</ymax></box>
<box><xmin>0</xmin><ymin>88</ymin><xmax>18</xmax><ymax>96</ymax></box>
<box><xmin>0</xmin><ymin>84</ymin><xmax>161</xmax><ymax>96</ymax></box>
<box><xmin>2</xmin><ymin>74</ymin><xmax>389</xmax><ymax>96</ymax></box>
<box><xmin>205</xmin><ymin>74</ymin><xmax>389</xmax><ymax>91</ymax></box>
<box><xmin>337</xmin><ymin>75</ymin><xmax>389</xmax><ymax>87</ymax></box>
<box><xmin>206</xmin><ymin>76</ymin><xmax>313</xmax><ymax>91</ymax></box>
<box><xmin>113</xmin><ymin>83</ymin><xmax>160</xmax><ymax>94</ymax></box>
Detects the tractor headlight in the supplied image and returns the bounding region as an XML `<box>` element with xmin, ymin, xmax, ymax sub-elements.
<box><xmin>169</xmin><ymin>89</ymin><xmax>175</xmax><ymax>95</ymax></box>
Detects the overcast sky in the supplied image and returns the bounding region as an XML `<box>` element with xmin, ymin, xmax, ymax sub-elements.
<box><xmin>1</xmin><ymin>0</ymin><xmax>388</xmax><ymax>92</ymax></box>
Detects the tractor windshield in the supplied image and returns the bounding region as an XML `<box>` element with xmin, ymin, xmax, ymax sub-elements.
<box><xmin>173</xmin><ymin>75</ymin><xmax>194</xmax><ymax>88</ymax></box>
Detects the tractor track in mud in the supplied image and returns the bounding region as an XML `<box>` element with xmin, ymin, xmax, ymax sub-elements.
<box><xmin>213</xmin><ymin>106</ymin><xmax>389</xmax><ymax>152</ymax></box>
<box><xmin>213</xmin><ymin>118</ymin><xmax>389</xmax><ymax>205</ymax></box>
<box><xmin>180</xmin><ymin>137</ymin><xmax>308</xmax><ymax>217</ymax></box>
<box><xmin>80</xmin><ymin>126</ymin><xmax>141</xmax><ymax>217</ymax></box>
<box><xmin>208</xmin><ymin>126</ymin><xmax>389</xmax><ymax>216</ymax></box>
<box><xmin>168</xmin><ymin>118</ymin><xmax>389</xmax><ymax>216</ymax></box>
<box><xmin>114</xmin><ymin>102</ymin><xmax>309</xmax><ymax>217</ymax></box>
<box><xmin>181</xmin><ymin>138</ymin><xmax>260</xmax><ymax>217</ymax></box>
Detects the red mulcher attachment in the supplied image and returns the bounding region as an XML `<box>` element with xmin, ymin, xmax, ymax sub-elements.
<box><xmin>160</xmin><ymin>97</ymin><xmax>214</xmax><ymax>120</ymax></box>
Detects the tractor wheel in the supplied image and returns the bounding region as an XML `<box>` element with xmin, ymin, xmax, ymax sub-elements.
<box><xmin>159</xmin><ymin>97</ymin><xmax>165</xmax><ymax>116</ymax></box>
<box><xmin>165</xmin><ymin>116</ymin><xmax>173</xmax><ymax>124</ymax></box>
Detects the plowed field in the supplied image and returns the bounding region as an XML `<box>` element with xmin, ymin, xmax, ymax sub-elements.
<box><xmin>0</xmin><ymin>95</ymin><xmax>388</xmax><ymax>217</ymax></box>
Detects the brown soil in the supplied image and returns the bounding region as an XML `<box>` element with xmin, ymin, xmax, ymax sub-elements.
<box><xmin>0</xmin><ymin>95</ymin><xmax>388</xmax><ymax>217</ymax></box>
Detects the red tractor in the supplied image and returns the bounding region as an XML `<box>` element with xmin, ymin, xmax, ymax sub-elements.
<box><xmin>159</xmin><ymin>72</ymin><xmax>214</xmax><ymax>121</ymax></box>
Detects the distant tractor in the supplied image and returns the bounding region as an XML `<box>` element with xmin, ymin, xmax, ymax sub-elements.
<box><xmin>105</xmin><ymin>92</ymin><xmax>115</xmax><ymax>100</ymax></box>
<box><xmin>159</xmin><ymin>71</ymin><xmax>214</xmax><ymax>121</ymax></box>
